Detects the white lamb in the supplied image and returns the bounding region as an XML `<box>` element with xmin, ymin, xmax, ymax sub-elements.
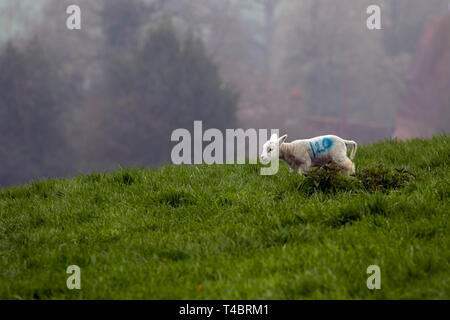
<box><xmin>260</xmin><ymin>134</ymin><xmax>357</xmax><ymax>175</ymax></box>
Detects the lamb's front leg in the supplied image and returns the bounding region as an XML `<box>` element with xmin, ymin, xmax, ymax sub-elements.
<box><xmin>288</xmin><ymin>164</ymin><xmax>299</xmax><ymax>173</ymax></box>
<box><xmin>297</xmin><ymin>158</ymin><xmax>312</xmax><ymax>175</ymax></box>
<box><xmin>287</xmin><ymin>162</ymin><xmax>303</xmax><ymax>175</ymax></box>
<box><xmin>294</xmin><ymin>158</ymin><xmax>311</xmax><ymax>175</ymax></box>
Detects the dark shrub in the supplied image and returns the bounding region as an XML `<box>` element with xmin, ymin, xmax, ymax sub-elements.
<box><xmin>298</xmin><ymin>163</ymin><xmax>356</xmax><ymax>194</ymax></box>
<box><xmin>297</xmin><ymin>163</ymin><xmax>416</xmax><ymax>194</ymax></box>
<box><xmin>356</xmin><ymin>164</ymin><xmax>416</xmax><ymax>192</ymax></box>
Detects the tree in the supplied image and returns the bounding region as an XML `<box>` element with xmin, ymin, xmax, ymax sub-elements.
<box><xmin>395</xmin><ymin>13</ymin><xmax>450</xmax><ymax>138</ymax></box>
<box><xmin>0</xmin><ymin>39</ymin><xmax>76</xmax><ymax>186</ymax></box>
<box><xmin>83</xmin><ymin>19</ymin><xmax>238</xmax><ymax>168</ymax></box>
<box><xmin>272</xmin><ymin>0</ymin><xmax>406</xmax><ymax>128</ymax></box>
<box><xmin>382</xmin><ymin>0</ymin><xmax>449</xmax><ymax>56</ymax></box>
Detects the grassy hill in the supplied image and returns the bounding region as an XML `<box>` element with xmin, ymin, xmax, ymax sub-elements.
<box><xmin>0</xmin><ymin>135</ymin><xmax>449</xmax><ymax>299</ymax></box>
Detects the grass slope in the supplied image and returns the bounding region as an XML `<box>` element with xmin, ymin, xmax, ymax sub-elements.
<box><xmin>0</xmin><ymin>135</ymin><xmax>449</xmax><ymax>299</ymax></box>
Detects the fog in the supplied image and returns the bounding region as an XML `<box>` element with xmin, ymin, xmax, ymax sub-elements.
<box><xmin>0</xmin><ymin>0</ymin><xmax>449</xmax><ymax>187</ymax></box>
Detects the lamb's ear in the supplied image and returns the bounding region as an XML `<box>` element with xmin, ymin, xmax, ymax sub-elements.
<box><xmin>270</xmin><ymin>133</ymin><xmax>278</xmax><ymax>141</ymax></box>
<box><xmin>278</xmin><ymin>134</ymin><xmax>287</xmax><ymax>144</ymax></box>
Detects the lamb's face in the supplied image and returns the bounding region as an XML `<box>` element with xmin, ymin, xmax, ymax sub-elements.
<box><xmin>260</xmin><ymin>137</ymin><xmax>279</xmax><ymax>164</ymax></box>
<box><xmin>260</xmin><ymin>134</ymin><xmax>288</xmax><ymax>164</ymax></box>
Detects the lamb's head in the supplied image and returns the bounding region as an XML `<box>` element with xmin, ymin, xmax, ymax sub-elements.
<box><xmin>260</xmin><ymin>133</ymin><xmax>287</xmax><ymax>164</ymax></box>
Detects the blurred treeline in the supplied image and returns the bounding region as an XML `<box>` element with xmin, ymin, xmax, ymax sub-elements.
<box><xmin>0</xmin><ymin>0</ymin><xmax>239</xmax><ymax>186</ymax></box>
<box><xmin>0</xmin><ymin>0</ymin><xmax>449</xmax><ymax>186</ymax></box>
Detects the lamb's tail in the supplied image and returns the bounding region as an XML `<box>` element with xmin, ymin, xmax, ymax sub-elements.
<box><xmin>344</xmin><ymin>140</ymin><xmax>358</xmax><ymax>160</ymax></box>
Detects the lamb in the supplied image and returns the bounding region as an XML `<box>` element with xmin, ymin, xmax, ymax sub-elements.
<box><xmin>260</xmin><ymin>134</ymin><xmax>357</xmax><ymax>175</ymax></box>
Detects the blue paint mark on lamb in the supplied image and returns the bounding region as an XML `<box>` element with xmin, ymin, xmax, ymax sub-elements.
<box><xmin>310</xmin><ymin>137</ymin><xmax>334</xmax><ymax>157</ymax></box>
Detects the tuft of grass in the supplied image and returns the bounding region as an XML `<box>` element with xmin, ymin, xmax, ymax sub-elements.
<box><xmin>298</xmin><ymin>163</ymin><xmax>416</xmax><ymax>194</ymax></box>
<box><xmin>0</xmin><ymin>134</ymin><xmax>448</xmax><ymax>299</ymax></box>
<box><xmin>355</xmin><ymin>164</ymin><xmax>416</xmax><ymax>192</ymax></box>
<box><xmin>299</xmin><ymin>163</ymin><xmax>356</xmax><ymax>194</ymax></box>
<box><xmin>153</xmin><ymin>188</ymin><xmax>196</xmax><ymax>207</ymax></box>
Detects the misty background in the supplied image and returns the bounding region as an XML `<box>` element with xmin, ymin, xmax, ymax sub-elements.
<box><xmin>0</xmin><ymin>0</ymin><xmax>449</xmax><ymax>187</ymax></box>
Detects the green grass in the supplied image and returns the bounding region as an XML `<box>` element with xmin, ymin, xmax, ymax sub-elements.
<box><xmin>0</xmin><ymin>135</ymin><xmax>449</xmax><ymax>299</ymax></box>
